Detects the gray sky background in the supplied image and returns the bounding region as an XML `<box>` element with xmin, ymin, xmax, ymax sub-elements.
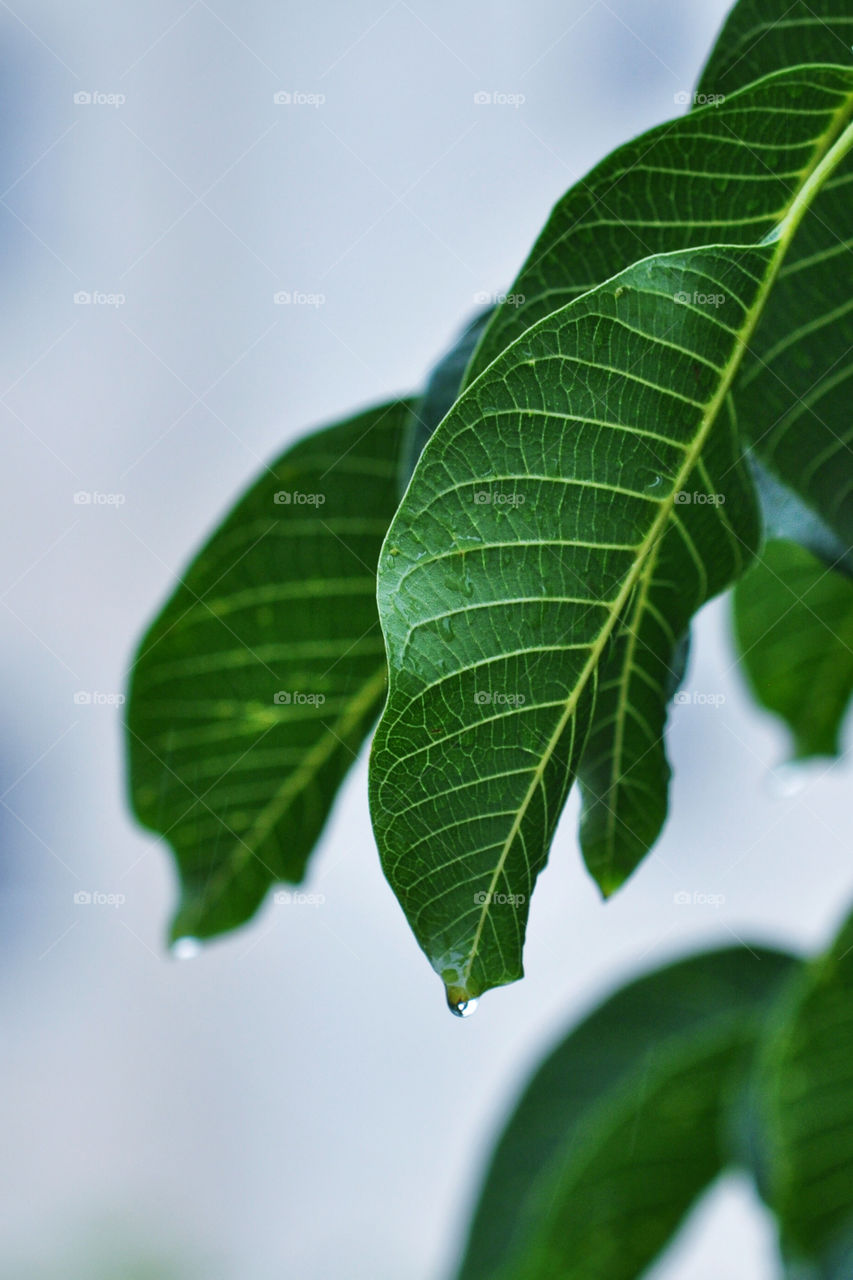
<box><xmin>2</xmin><ymin>3</ymin><xmax>852</xmax><ymax>1277</ymax></box>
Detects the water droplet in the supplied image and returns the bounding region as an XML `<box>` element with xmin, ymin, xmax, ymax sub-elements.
<box><xmin>440</xmin><ymin>615</ymin><xmax>454</xmax><ymax>638</ymax></box>
<box><xmin>767</xmin><ymin>763</ymin><xmax>807</xmax><ymax>798</ymax></box>
<box><xmin>643</xmin><ymin>472</ymin><xmax>663</xmax><ymax>492</ymax></box>
<box><xmin>447</xmin><ymin>994</ymin><xmax>479</xmax><ymax>1018</ymax></box>
<box><xmin>172</xmin><ymin>936</ymin><xmax>202</xmax><ymax>960</ymax></box>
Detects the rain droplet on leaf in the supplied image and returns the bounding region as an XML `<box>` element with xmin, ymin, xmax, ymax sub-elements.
<box><xmin>171</xmin><ymin>936</ymin><xmax>202</xmax><ymax>960</ymax></box>
<box><xmin>447</xmin><ymin>994</ymin><xmax>479</xmax><ymax>1018</ymax></box>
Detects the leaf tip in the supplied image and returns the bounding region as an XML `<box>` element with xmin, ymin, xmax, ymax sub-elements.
<box><xmin>441</xmin><ymin>963</ymin><xmax>484</xmax><ymax>1017</ymax></box>
<box><xmin>596</xmin><ymin>871</ymin><xmax>626</xmax><ymax>901</ymax></box>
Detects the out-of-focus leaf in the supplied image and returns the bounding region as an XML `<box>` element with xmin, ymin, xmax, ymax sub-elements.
<box><xmin>127</xmin><ymin>400</ymin><xmax>411</xmax><ymax>940</ymax></box>
<box><xmin>455</xmin><ymin>945</ymin><xmax>797</xmax><ymax>1280</ymax></box>
<box><xmin>760</xmin><ymin>907</ymin><xmax>853</xmax><ymax>1276</ymax></box>
<box><xmin>733</xmin><ymin>538</ymin><xmax>853</xmax><ymax>758</ymax></box>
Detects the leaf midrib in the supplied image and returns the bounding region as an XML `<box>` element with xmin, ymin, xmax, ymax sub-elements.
<box><xmin>601</xmin><ymin>543</ymin><xmax>664</xmax><ymax>867</ymax></box>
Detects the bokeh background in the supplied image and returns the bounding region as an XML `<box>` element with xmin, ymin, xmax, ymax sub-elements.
<box><xmin>2</xmin><ymin>2</ymin><xmax>852</xmax><ymax>1276</ymax></box>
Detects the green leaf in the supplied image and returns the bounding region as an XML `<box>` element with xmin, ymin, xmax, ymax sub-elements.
<box><xmin>460</xmin><ymin>67</ymin><xmax>853</xmax><ymax>895</ymax></box>
<box><xmin>370</xmin><ymin>95</ymin><xmax>853</xmax><ymax>1004</ymax></box>
<box><xmin>455</xmin><ymin>945</ymin><xmax>797</xmax><ymax>1280</ymax></box>
<box><xmin>697</xmin><ymin>7</ymin><xmax>853</xmax><ymax>550</ymax></box>
<box><xmin>733</xmin><ymin>538</ymin><xmax>853</xmax><ymax>758</ymax></box>
<box><xmin>697</xmin><ymin>1</ymin><xmax>853</xmax><ymax>100</ymax></box>
<box><xmin>760</xmin><ymin>907</ymin><xmax>853</xmax><ymax>1275</ymax></box>
<box><xmin>466</xmin><ymin>67</ymin><xmax>853</xmax><ymax>383</ymax></box>
<box><xmin>126</xmin><ymin>400</ymin><xmax>412</xmax><ymax>941</ymax></box>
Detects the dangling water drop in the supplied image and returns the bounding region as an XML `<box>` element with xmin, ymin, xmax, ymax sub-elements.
<box><xmin>446</xmin><ymin>992</ymin><xmax>479</xmax><ymax>1018</ymax></box>
<box><xmin>171</xmin><ymin>936</ymin><xmax>202</xmax><ymax>960</ymax></box>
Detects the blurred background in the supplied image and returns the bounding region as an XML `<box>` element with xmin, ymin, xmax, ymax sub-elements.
<box><xmin>2</xmin><ymin>2</ymin><xmax>851</xmax><ymax>1276</ymax></box>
